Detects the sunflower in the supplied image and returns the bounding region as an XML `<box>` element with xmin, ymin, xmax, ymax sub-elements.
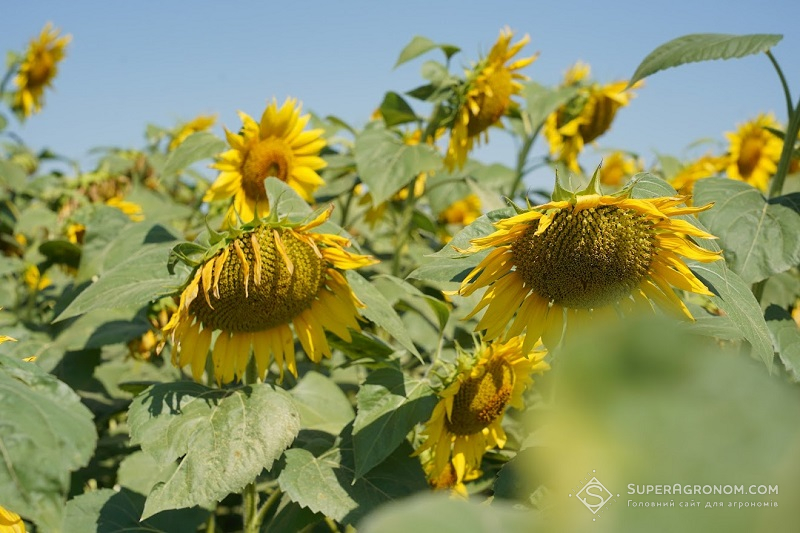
<box><xmin>164</xmin><ymin>206</ymin><xmax>376</xmax><ymax>384</ymax></box>
<box><xmin>544</xmin><ymin>62</ymin><xmax>639</xmax><ymax>172</ymax></box>
<box><xmin>0</xmin><ymin>504</ymin><xmax>26</xmax><ymax>533</ymax></box>
<box><xmin>669</xmin><ymin>153</ymin><xmax>728</xmax><ymax>196</ymax></box>
<box><xmin>168</xmin><ymin>114</ymin><xmax>217</xmax><ymax>151</ymax></box>
<box><xmin>13</xmin><ymin>23</ymin><xmax>71</xmax><ymax>118</ymax></box>
<box><xmin>444</xmin><ymin>28</ymin><xmax>537</xmax><ymax>171</ymax></box>
<box><xmin>204</xmin><ymin>98</ymin><xmax>327</xmax><ymax>227</ymax></box>
<box><xmin>455</xmin><ymin>172</ymin><xmax>722</xmax><ymax>351</ymax></box>
<box><xmin>105</xmin><ymin>196</ymin><xmax>144</xmax><ymax>221</ymax></box>
<box><xmin>439</xmin><ymin>194</ymin><xmax>482</xmax><ymax>226</ymax></box>
<box><xmin>598</xmin><ymin>151</ymin><xmax>643</xmax><ymax>187</ymax></box>
<box><xmin>414</xmin><ymin>336</ymin><xmax>549</xmax><ymax>486</ymax></box>
<box><xmin>724</xmin><ymin>114</ymin><xmax>783</xmax><ymax>192</ymax></box>
<box><xmin>425</xmin><ymin>459</ymin><xmax>481</xmax><ymax>498</ymax></box>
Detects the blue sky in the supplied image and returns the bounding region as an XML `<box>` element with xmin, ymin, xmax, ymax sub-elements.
<box><xmin>2</xmin><ymin>1</ymin><xmax>799</xmax><ymax>190</ymax></box>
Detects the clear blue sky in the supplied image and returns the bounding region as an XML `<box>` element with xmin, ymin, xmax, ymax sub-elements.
<box><xmin>2</xmin><ymin>1</ymin><xmax>799</xmax><ymax>190</ymax></box>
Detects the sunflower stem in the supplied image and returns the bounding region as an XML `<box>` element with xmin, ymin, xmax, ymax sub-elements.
<box><xmin>767</xmin><ymin>94</ymin><xmax>800</xmax><ymax>199</ymax></box>
<box><xmin>243</xmin><ymin>482</ymin><xmax>259</xmax><ymax>533</ymax></box>
<box><xmin>254</xmin><ymin>487</ymin><xmax>282</xmax><ymax>528</ymax></box>
<box><xmin>766</xmin><ymin>51</ymin><xmax>793</xmax><ymax>120</ymax></box>
<box><xmin>508</xmin><ymin>126</ymin><xmax>541</xmax><ymax>198</ymax></box>
<box><xmin>0</xmin><ymin>62</ymin><xmax>18</xmax><ymax>99</ymax></box>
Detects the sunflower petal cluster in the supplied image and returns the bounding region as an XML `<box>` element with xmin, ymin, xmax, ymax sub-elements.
<box><xmin>205</xmin><ymin>98</ymin><xmax>327</xmax><ymax>226</ymax></box>
<box><xmin>456</xmin><ymin>173</ymin><xmax>722</xmax><ymax>350</ymax></box>
<box><xmin>445</xmin><ymin>28</ymin><xmax>537</xmax><ymax>171</ymax></box>
<box><xmin>543</xmin><ymin>62</ymin><xmax>639</xmax><ymax>172</ymax></box>
<box><xmin>414</xmin><ymin>336</ymin><xmax>549</xmax><ymax>488</ymax></box>
<box><xmin>13</xmin><ymin>23</ymin><xmax>71</xmax><ymax>118</ymax></box>
<box><xmin>164</xmin><ymin>207</ymin><xmax>377</xmax><ymax>384</ymax></box>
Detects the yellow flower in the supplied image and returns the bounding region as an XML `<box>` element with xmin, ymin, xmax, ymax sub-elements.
<box><xmin>599</xmin><ymin>151</ymin><xmax>643</xmax><ymax>187</ymax></box>
<box><xmin>544</xmin><ymin>62</ymin><xmax>639</xmax><ymax>171</ymax></box>
<box><xmin>23</xmin><ymin>265</ymin><xmax>51</xmax><ymax>291</ymax></box>
<box><xmin>168</xmin><ymin>114</ymin><xmax>217</xmax><ymax>151</ymax></box>
<box><xmin>164</xmin><ymin>207</ymin><xmax>377</xmax><ymax>384</ymax></box>
<box><xmin>445</xmin><ymin>28</ymin><xmax>537</xmax><ymax>171</ymax></box>
<box><xmin>106</xmin><ymin>196</ymin><xmax>144</xmax><ymax>222</ymax></box>
<box><xmin>669</xmin><ymin>153</ymin><xmax>728</xmax><ymax>196</ymax></box>
<box><xmin>65</xmin><ymin>223</ymin><xmax>86</xmax><ymax>245</ymax></box>
<box><xmin>13</xmin><ymin>23</ymin><xmax>71</xmax><ymax>118</ymax></box>
<box><xmin>456</xmin><ymin>175</ymin><xmax>722</xmax><ymax>351</ymax></box>
<box><xmin>425</xmin><ymin>459</ymin><xmax>481</xmax><ymax>498</ymax></box>
<box><xmin>205</xmin><ymin>98</ymin><xmax>327</xmax><ymax>227</ymax></box>
<box><xmin>439</xmin><ymin>194</ymin><xmax>482</xmax><ymax>226</ymax></box>
<box><xmin>724</xmin><ymin>113</ymin><xmax>783</xmax><ymax>192</ymax></box>
<box><xmin>414</xmin><ymin>336</ymin><xmax>549</xmax><ymax>485</ymax></box>
<box><xmin>0</xmin><ymin>504</ymin><xmax>26</xmax><ymax>532</ymax></box>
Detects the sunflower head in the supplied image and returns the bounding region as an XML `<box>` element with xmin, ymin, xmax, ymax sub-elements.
<box><xmin>445</xmin><ymin>28</ymin><xmax>538</xmax><ymax>171</ymax></box>
<box><xmin>13</xmin><ymin>22</ymin><xmax>71</xmax><ymax>118</ymax></box>
<box><xmin>164</xmin><ymin>206</ymin><xmax>377</xmax><ymax>384</ymax></box>
<box><xmin>169</xmin><ymin>114</ymin><xmax>217</xmax><ymax>151</ymax></box>
<box><xmin>669</xmin><ymin>153</ymin><xmax>728</xmax><ymax>196</ymax></box>
<box><xmin>439</xmin><ymin>194</ymin><xmax>482</xmax><ymax>226</ymax></box>
<box><xmin>599</xmin><ymin>151</ymin><xmax>643</xmax><ymax>187</ymax></box>
<box><xmin>544</xmin><ymin>63</ymin><xmax>639</xmax><ymax>172</ymax></box>
<box><xmin>205</xmin><ymin>98</ymin><xmax>327</xmax><ymax>227</ymax></box>
<box><xmin>456</xmin><ymin>170</ymin><xmax>722</xmax><ymax>350</ymax></box>
<box><xmin>724</xmin><ymin>113</ymin><xmax>783</xmax><ymax>192</ymax></box>
<box><xmin>414</xmin><ymin>336</ymin><xmax>549</xmax><ymax>485</ymax></box>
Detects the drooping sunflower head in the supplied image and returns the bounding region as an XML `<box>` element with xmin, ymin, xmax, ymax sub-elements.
<box><xmin>724</xmin><ymin>113</ymin><xmax>783</xmax><ymax>192</ymax></box>
<box><xmin>445</xmin><ymin>28</ymin><xmax>537</xmax><ymax>171</ymax></box>
<box><xmin>205</xmin><ymin>98</ymin><xmax>327</xmax><ymax>227</ymax></box>
<box><xmin>669</xmin><ymin>153</ymin><xmax>728</xmax><ymax>197</ymax></box>
<box><xmin>543</xmin><ymin>62</ymin><xmax>640</xmax><ymax>172</ymax></box>
<box><xmin>168</xmin><ymin>114</ymin><xmax>217</xmax><ymax>151</ymax></box>
<box><xmin>414</xmin><ymin>336</ymin><xmax>549</xmax><ymax>486</ymax></box>
<box><xmin>164</xmin><ymin>206</ymin><xmax>376</xmax><ymax>384</ymax></box>
<box><xmin>13</xmin><ymin>22</ymin><xmax>71</xmax><ymax>118</ymax></box>
<box><xmin>456</xmin><ymin>171</ymin><xmax>722</xmax><ymax>351</ymax></box>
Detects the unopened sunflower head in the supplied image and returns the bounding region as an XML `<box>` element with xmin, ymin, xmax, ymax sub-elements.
<box><xmin>13</xmin><ymin>22</ymin><xmax>71</xmax><ymax>118</ymax></box>
<box><xmin>204</xmin><ymin>98</ymin><xmax>327</xmax><ymax>227</ymax></box>
<box><xmin>164</xmin><ymin>206</ymin><xmax>376</xmax><ymax>384</ymax></box>
<box><xmin>456</xmin><ymin>170</ymin><xmax>722</xmax><ymax>351</ymax></box>
<box><xmin>445</xmin><ymin>27</ymin><xmax>538</xmax><ymax>171</ymax></box>
<box><xmin>414</xmin><ymin>336</ymin><xmax>549</xmax><ymax>486</ymax></box>
<box><xmin>543</xmin><ymin>62</ymin><xmax>640</xmax><ymax>172</ymax></box>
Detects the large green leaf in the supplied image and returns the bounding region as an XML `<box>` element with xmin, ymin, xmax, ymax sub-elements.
<box><xmin>55</xmin><ymin>227</ymin><xmax>180</xmax><ymax>322</ymax></box>
<box><xmin>358</xmin><ymin>493</ymin><xmax>539</xmax><ymax>533</ymax></box>
<box><xmin>766</xmin><ymin>305</ymin><xmax>800</xmax><ymax>382</ymax></box>
<box><xmin>352</xmin><ymin>368</ymin><xmax>436</xmax><ymax>479</ymax></box>
<box><xmin>277</xmin><ymin>427</ymin><xmax>427</xmax><ymax>525</ymax></box>
<box><xmin>354</xmin><ymin>125</ymin><xmax>441</xmax><ymax>205</ymax></box>
<box><xmin>393</xmin><ymin>35</ymin><xmax>459</xmax><ymax>68</ymax></box>
<box><xmin>632</xmin><ymin>174</ymin><xmax>774</xmax><ymax>370</ymax></box>
<box><xmin>63</xmin><ymin>488</ymin><xmax>207</xmax><ymax>533</ymax></box>
<box><xmin>346</xmin><ymin>270</ymin><xmax>421</xmax><ymax>359</ymax></box>
<box><xmin>522</xmin><ymin>82</ymin><xmax>579</xmax><ymax>132</ymax></box>
<box><xmin>289</xmin><ymin>371</ymin><xmax>355</xmax><ymax>434</ymax></box>
<box><xmin>378</xmin><ymin>91</ymin><xmax>418</xmax><ymax>127</ymax></box>
<box><xmin>628</xmin><ymin>33</ymin><xmax>783</xmax><ymax>86</ymax></box>
<box><xmin>694</xmin><ymin>178</ymin><xmax>800</xmax><ymax>284</ymax></box>
<box><xmin>162</xmin><ymin>131</ymin><xmax>225</xmax><ymax>178</ymax></box>
<box><xmin>0</xmin><ymin>355</ymin><xmax>97</xmax><ymax>532</ymax></box>
<box><xmin>128</xmin><ymin>382</ymin><xmax>300</xmax><ymax>518</ymax></box>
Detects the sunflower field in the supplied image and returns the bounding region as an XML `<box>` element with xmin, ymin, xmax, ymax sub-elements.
<box><xmin>2</xmin><ymin>24</ymin><xmax>800</xmax><ymax>533</ymax></box>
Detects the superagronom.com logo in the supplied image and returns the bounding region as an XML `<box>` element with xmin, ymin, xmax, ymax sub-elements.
<box><xmin>570</xmin><ymin>470</ymin><xmax>620</xmax><ymax>521</ymax></box>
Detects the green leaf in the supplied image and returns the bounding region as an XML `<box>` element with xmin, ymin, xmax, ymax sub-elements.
<box><xmin>289</xmin><ymin>371</ymin><xmax>355</xmax><ymax>434</ymax></box>
<box><xmin>117</xmin><ymin>451</ymin><xmax>178</xmax><ymax>496</ymax></box>
<box><xmin>0</xmin><ymin>354</ymin><xmax>97</xmax><ymax>532</ymax></box>
<box><xmin>162</xmin><ymin>131</ymin><xmax>225</xmax><ymax>178</ymax></box>
<box><xmin>628</xmin><ymin>33</ymin><xmax>783</xmax><ymax>87</ymax></box>
<box><xmin>493</xmin><ymin>447</ymin><xmax>544</xmax><ymax>502</ymax></box>
<box><xmin>39</xmin><ymin>239</ymin><xmax>82</xmax><ymax>269</ymax></box>
<box><xmin>277</xmin><ymin>427</ymin><xmax>427</xmax><ymax>525</ymax></box>
<box><xmin>522</xmin><ymin>82</ymin><xmax>579</xmax><ymax>132</ymax></box>
<box><xmin>128</xmin><ymin>382</ymin><xmax>300</xmax><ymax>518</ymax></box>
<box><xmin>354</xmin><ymin>125</ymin><xmax>441</xmax><ymax>205</ymax></box>
<box><xmin>352</xmin><ymin>368</ymin><xmax>436</xmax><ymax>479</ymax></box>
<box><xmin>631</xmin><ymin>174</ymin><xmax>775</xmax><ymax>370</ymax></box>
<box><xmin>358</xmin><ymin>493</ymin><xmax>539</xmax><ymax>533</ymax></box>
<box><xmin>694</xmin><ymin>178</ymin><xmax>800</xmax><ymax>284</ymax></box>
<box><xmin>378</xmin><ymin>91</ymin><xmax>418</xmax><ymax>127</ymax></box>
<box><xmin>55</xmin><ymin>237</ymin><xmax>180</xmax><ymax>322</ymax></box>
<box><xmin>265</xmin><ymin>176</ymin><xmax>313</xmax><ymax>221</ymax></box>
<box><xmin>54</xmin><ymin>308</ymin><xmax>148</xmax><ymax>350</ymax></box>
<box><xmin>63</xmin><ymin>488</ymin><xmax>208</xmax><ymax>533</ymax></box>
<box><xmin>394</xmin><ymin>35</ymin><xmax>437</xmax><ymax>68</ymax></box>
<box><xmin>0</xmin><ymin>159</ymin><xmax>26</xmax><ymax>189</ymax></box>
<box><xmin>345</xmin><ymin>271</ymin><xmax>421</xmax><ymax>359</ymax></box>
<box><xmin>327</xmin><ymin>330</ymin><xmax>395</xmax><ymax>362</ymax></box>
<box><xmin>766</xmin><ymin>305</ymin><xmax>800</xmax><ymax>382</ymax></box>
